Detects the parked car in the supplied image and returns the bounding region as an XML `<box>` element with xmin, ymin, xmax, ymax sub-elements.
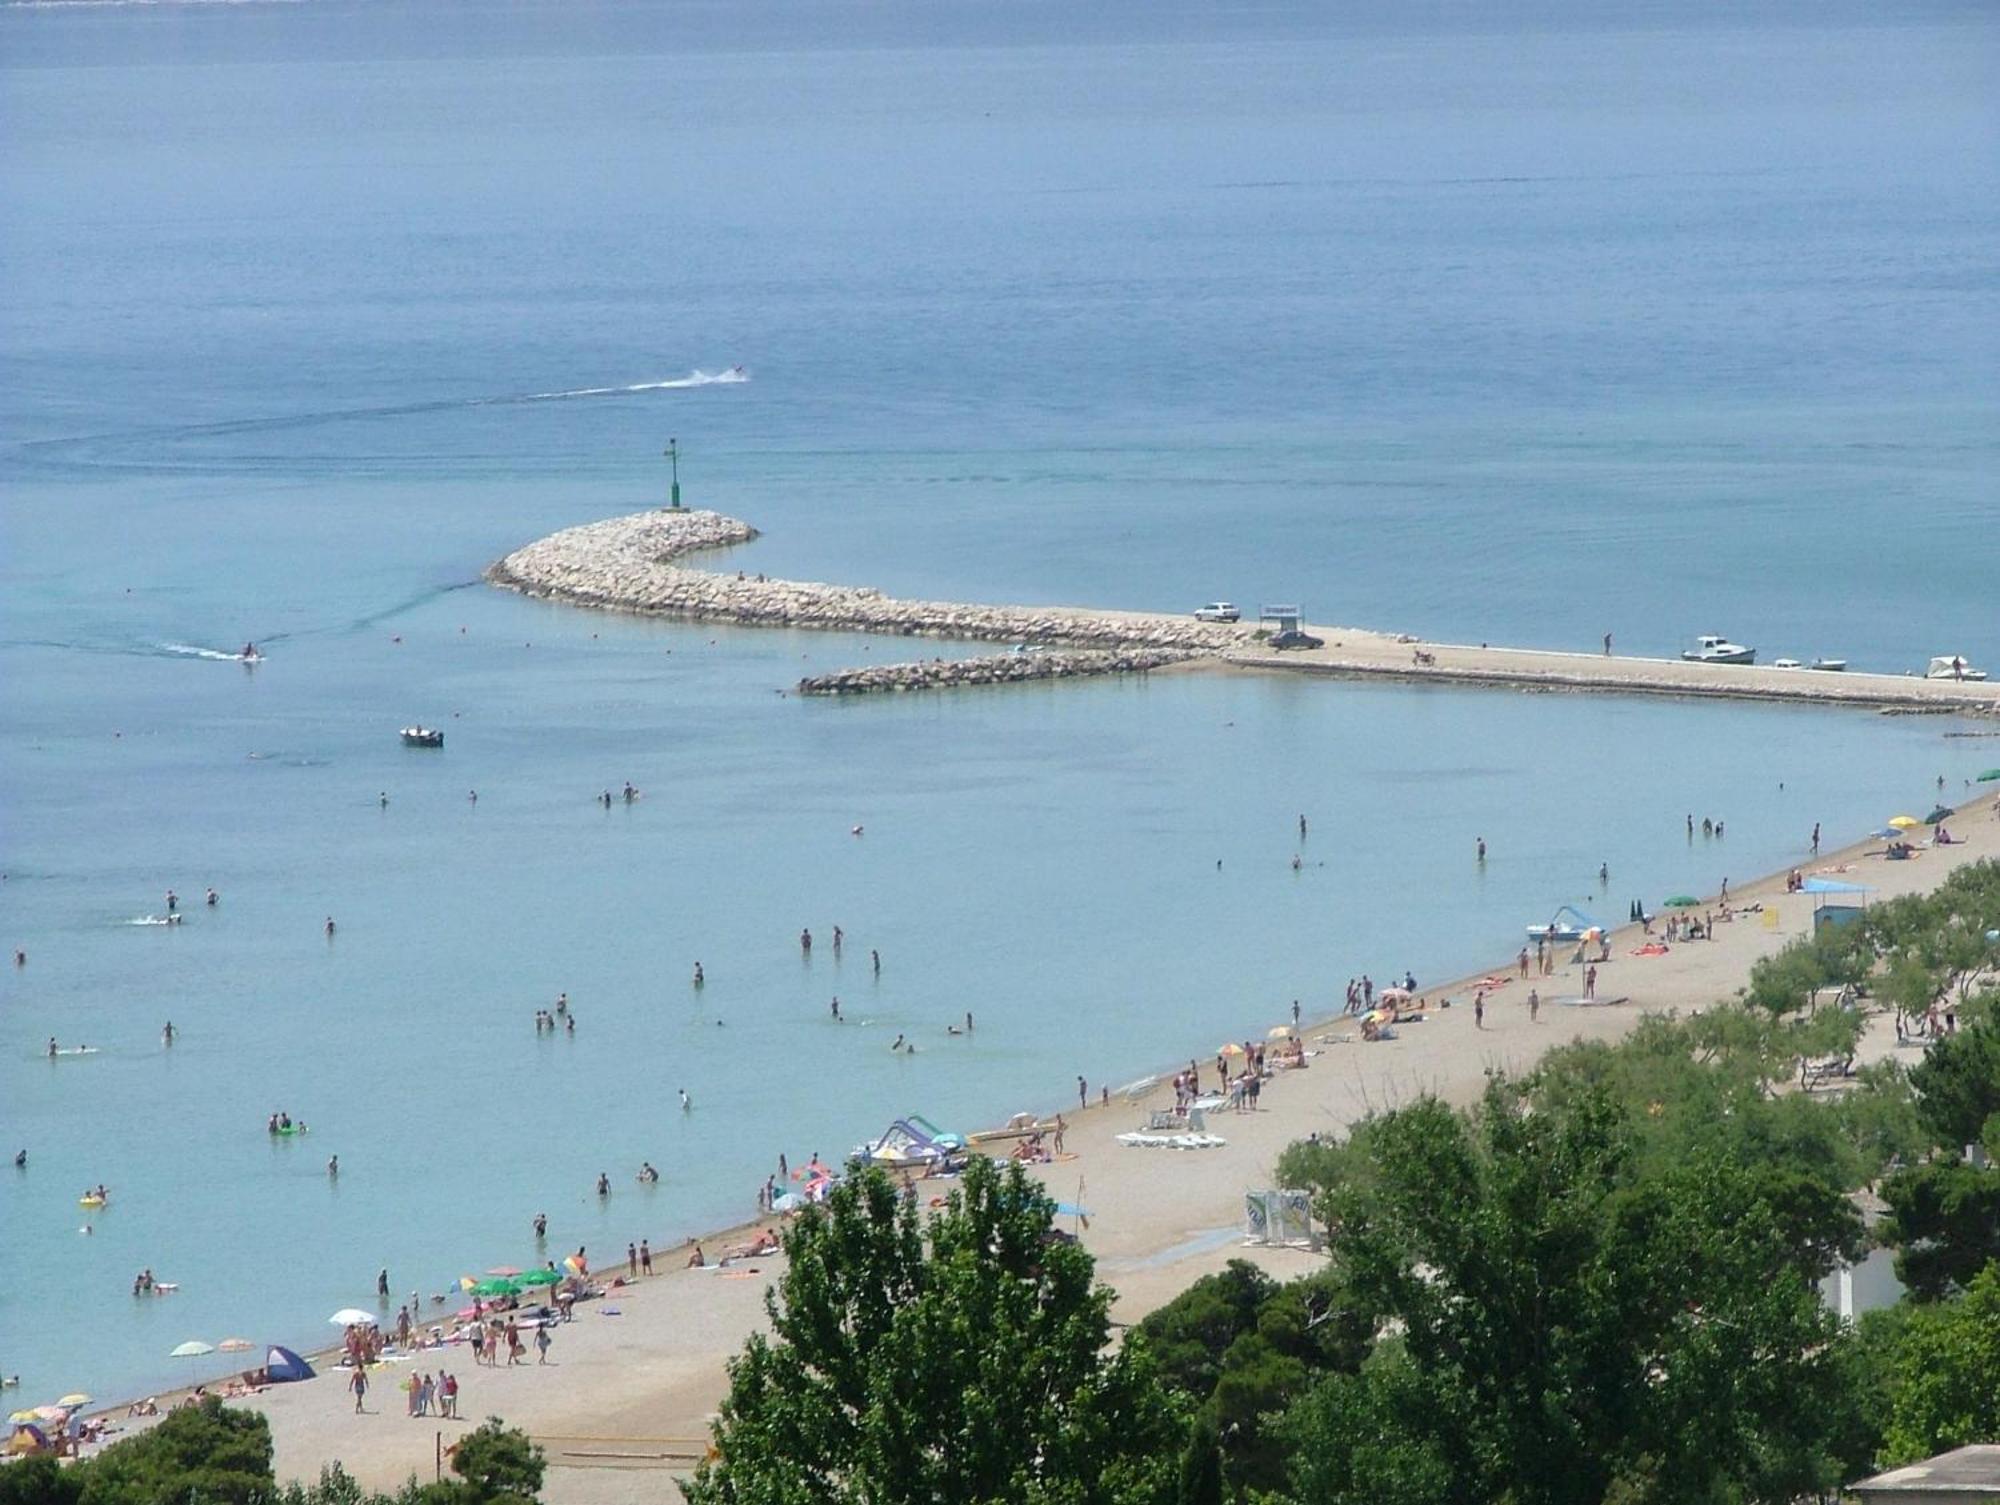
<box><xmin>1269</xmin><ymin>629</ymin><xmax>1324</xmax><ymax>651</ymax></box>
<box><xmin>1193</xmin><ymin>601</ymin><xmax>1241</xmax><ymax>623</ymax></box>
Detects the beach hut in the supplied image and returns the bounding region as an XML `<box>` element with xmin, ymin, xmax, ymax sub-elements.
<box><xmin>263</xmin><ymin>1346</ymin><xmax>314</xmax><ymax>1384</ymax></box>
<box><xmin>1803</xmin><ymin>876</ymin><xmax>1871</xmax><ymax>930</ymax></box>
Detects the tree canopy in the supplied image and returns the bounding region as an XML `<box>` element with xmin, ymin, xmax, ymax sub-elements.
<box><xmin>684</xmin><ymin>1156</ymin><xmax>1184</xmax><ymax>1505</ymax></box>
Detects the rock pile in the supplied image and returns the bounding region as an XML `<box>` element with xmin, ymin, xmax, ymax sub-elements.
<box><xmin>488</xmin><ymin>508</ymin><xmax>1237</xmax><ymax>657</ymax></box>
<box><xmin>797</xmin><ymin>648</ymin><xmax>1195</xmax><ymax>696</ymax></box>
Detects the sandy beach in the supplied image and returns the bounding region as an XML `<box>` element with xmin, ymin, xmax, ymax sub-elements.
<box><xmin>164</xmin><ymin>786</ymin><xmax>1999</xmax><ymax>1502</ymax></box>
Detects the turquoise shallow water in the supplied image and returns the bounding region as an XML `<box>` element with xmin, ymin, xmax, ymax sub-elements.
<box><xmin>2</xmin><ymin>0</ymin><xmax>1997</xmax><ymax>1403</ymax></box>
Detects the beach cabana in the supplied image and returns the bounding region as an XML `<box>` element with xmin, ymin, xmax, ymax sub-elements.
<box><xmin>263</xmin><ymin>1346</ymin><xmax>314</xmax><ymax>1384</ymax></box>
<box><xmin>1804</xmin><ymin>876</ymin><xmax>1871</xmax><ymax>930</ymax></box>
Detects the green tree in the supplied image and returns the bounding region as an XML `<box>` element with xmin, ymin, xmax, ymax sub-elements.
<box><xmin>76</xmin><ymin>1397</ymin><xmax>274</xmax><ymax>1505</ymax></box>
<box><xmin>1878</xmin><ymin>1262</ymin><xmax>2000</xmax><ymax>1464</ymax></box>
<box><xmin>0</xmin><ymin>1455</ymin><xmax>81</xmax><ymax>1505</ymax></box>
<box><xmin>404</xmin><ymin>1418</ymin><xmax>545</xmax><ymax>1505</ymax></box>
<box><xmin>1281</xmin><ymin>1084</ymin><xmax>1864</xmax><ymax>1504</ymax></box>
<box><xmin>1879</xmin><ymin>1158</ymin><xmax>2000</xmax><ymax>1301</ymax></box>
<box><xmin>682</xmin><ymin>1158</ymin><xmax>1183</xmax><ymax>1505</ymax></box>
<box><xmin>1909</xmin><ymin>1017</ymin><xmax>2000</xmax><ymax>1153</ymax></box>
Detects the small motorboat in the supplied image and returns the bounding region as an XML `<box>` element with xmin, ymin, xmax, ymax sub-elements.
<box><xmin>400</xmin><ymin>726</ymin><xmax>444</xmax><ymax>748</ymax></box>
<box><xmin>1682</xmin><ymin>635</ymin><xmax>1756</xmax><ymax>665</ymax></box>
<box><xmin>1926</xmin><ymin>655</ymin><xmax>1989</xmax><ymax>682</ymax></box>
<box><xmin>1772</xmin><ymin>657</ymin><xmax>1846</xmax><ymax>672</ymax></box>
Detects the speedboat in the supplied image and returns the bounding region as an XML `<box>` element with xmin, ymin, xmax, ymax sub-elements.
<box><xmin>1926</xmin><ymin>655</ymin><xmax>1989</xmax><ymax>682</ymax></box>
<box><xmin>399</xmin><ymin>726</ymin><xmax>444</xmax><ymax>748</ymax></box>
<box><xmin>1681</xmin><ymin>635</ymin><xmax>1756</xmax><ymax>665</ymax></box>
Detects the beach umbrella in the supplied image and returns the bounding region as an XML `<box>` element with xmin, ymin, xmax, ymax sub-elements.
<box><xmin>1378</xmin><ymin>987</ymin><xmax>1413</xmax><ymax>1003</ymax></box>
<box><xmin>486</xmin><ymin>1266</ymin><xmax>521</xmax><ymax>1277</ymax></box>
<box><xmin>457</xmin><ymin>1276</ymin><xmax>479</xmax><ymax>1293</ymax></box>
<box><xmin>1925</xmin><ymin>805</ymin><xmax>1954</xmax><ymax>824</ymax></box>
<box><xmin>216</xmin><ymin>1339</ymin><xmax>254</xmax><ymax>1353</ymax></box>
<box><xmin>30</xmin><ymin>1407</ymin><xmax>68</xmax><ymax>1422</ymax></box>
<box><xmin>1217</xmin><ymin>1042</ymin><xmax>1246</xmax><ymax>1056</ymax></box>
<box><xmin>470</xmin><ymin>1277</ymin><xmax>519</xmax><ymax>1297</ymax></box>
<box><xmin>1888</xmin><ymin>815</ymin><xmax>1921</xmax><ymax>829</ymax></box>
<box><xmin>562</xmin><ymin>1255</ymin><xmax>587</xmax><ymax>1276</ymax></box>
<box><xmin>1978</xmin><ymin>769</ymin><xmax>2000</xmax><ymax>782</ymax></box>
<box><xmin>170</xmin><ymin>1341</ymin><xmax>214</xmax><ymax>1358</ymax></box>
<box><xmin>1663</xmin><ymin>896</ymin><xmax>1700</xmax><ymax>908</ymax></box>
<box><xmin>517</xmin><ymin>1268</ymin><xmax>560</xmax><ymax>1287</ymax></box>
<box><xmin>771</xmin><ymin>1192</ymin><xmax>804</xmax><ymax>1213</ymax></box>
<box><xmin>8</xmin><ymin>1411</ymin><xmax>38</xmax><ymax>1424</ymax></box>
<box><xmin>1266</xmin><ymin>1025</ymin><xmax>1295</xmax><ymax>1039</ymax></box>
<box><xmin>55</xmin><ymin>1394</ymin><xmax>90</xmax><ymax>1408</ymax></box>
<box><xmin>329</xmin><ymin>1308</ymin><xmax>377</xmax><ymax>1327</ymax></box>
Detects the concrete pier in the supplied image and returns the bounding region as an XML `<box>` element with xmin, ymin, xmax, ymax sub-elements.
<box><xmin>489</xmin><ymin>509</ymin><xmax>2000</xmax><ymax>713</ymax></box>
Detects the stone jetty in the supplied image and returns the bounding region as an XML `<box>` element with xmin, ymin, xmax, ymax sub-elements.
<box><xmin>797</xmin><ymin>648</ymin><xmax>1195</xmax><ymax>696</ymax></box>
<box><xmin>488</xmin><ymin>509</ymin><xmax>1237</xmax><ymax>694</ymax></box>
<box><xmin>490</xmin><ymin>508</ymin><xmax>2000</xmax><ymax>713</ymax></box>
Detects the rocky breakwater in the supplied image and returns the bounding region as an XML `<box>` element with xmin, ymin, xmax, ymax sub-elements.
<box><xmin>488</xmin><ymin>509</ymin><xmax>1236</xmax><ymax>692</ymax></box>
<box><xmin>797</xmin><ymin>647</ymin><xmax>1195</xmax><ymax>696</ymax></box>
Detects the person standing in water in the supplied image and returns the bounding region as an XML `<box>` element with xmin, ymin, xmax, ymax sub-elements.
<box><xmin>205</xmin><ymin>888</ymin><xmax>218</xmax><ymax>907</ymax></box>
<box><xmin>870</xmin><ymin>948</ymin><xmax>881</xmax><ymax>976</ymax></box>
<box><xmin>800</xmin><ymin>928</ymin><xmax>812</xmax><ymax>955</ymax></box>
<box><xmin>830</xmin><ymin>997</ymin><xmax>842</xmax><ymax>1021</ymax></box>
<box><xmin>165</xmin><ymin>889</ymin><xmax>177</xmax><ymax>913</ymax></box>
<box><xmin>325</xmin><ymin>916</ymin><xmax>336</xmax><ymax>937</ymax></box>
<box><xmin>692</xmin><ymin>963</ymin><xmax>704</xmax><ymax>988</ymax></box>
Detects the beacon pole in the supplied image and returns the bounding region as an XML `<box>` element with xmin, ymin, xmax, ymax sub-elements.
<box><xmin>665</xmin><ymin>438</ymin><xmax>681</xmax><ymax>509</ymax></box>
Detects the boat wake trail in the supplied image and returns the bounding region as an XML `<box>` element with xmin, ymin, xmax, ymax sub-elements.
<box><xmin>157</xmin><ymin>642</ymin><xmax>254</xmax><ymax>662</ymax></box>
<box><xmin>7</xmin><ymin>369</ymin><xmax>750</xmax><ymax>472</ymax></box>
<box><xmin>511</xmin><ymin>369</ymin><xmax>750</xmax><ymax>402</ymax></box>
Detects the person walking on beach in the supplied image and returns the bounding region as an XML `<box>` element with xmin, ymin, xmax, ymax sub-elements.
<box><xmin>1077</xmin><ymin>1075</ymin><xmax>1088</xmax><ymax>1110</ymax></box>
<box><xmin>506</xmin><ymin>1320</ymin><xmax>524</xmax><ymax>1366</ymax></box>
<box><xmin>1053</xmin><ymin>1114</ymin><xmax>1066</xmax><ymax>1152</ymax></box>
<box><xmin>441</xmin><ymin>1372</ymin><xmax>458</xmax><ymax>1419</ymax></box>
<box><xmin>627</xmin><ymin>1242</ymin><xmax>638</xmax><ymax>1278</ymax></box>
<box><xmin>1473</xmin><ymin>990</ymin><xmax>1485</xmax><ymax>1030</ymax></box>
<box><xmin>534</xmin><ymin>1325</ymin><xmax>552</xmax><ymax>1365</ymax></box>
<box><xmin>640</xmin><ymin>1239</ymin><xmax>652</xmax><ymax>1275</ymax></box>
<box><xmin>1585</xmin><ymin>965</ymin><xmax>1598</xmax><ymax>1000</ymax></box>
<box><xmin>1811</xmin><ymin>822</ymin><xmax>1821</xmax><ymax>855</ymax></box>
<box><xmin>349</xmin><ymin>1368</ymin><xmax>368</xmax><ymax>1413</ymax></box>
<box><xmin>1529</xmin><ymin>988</ymin><xmax>1541</xmax><ymax>1023</ymax></box>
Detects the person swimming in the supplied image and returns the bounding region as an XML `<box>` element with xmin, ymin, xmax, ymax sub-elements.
<box><xmin>638</xmin><ymin>1161</ymin><xmax>659</xmax><ymax>1183</ymax></box>
<box><xmin>204</xmin><ymin>887</ymin><xmax>217</xmax><ymax>906</ymax></box>
<box><xmin>241</xmin><ymin>643</ymin><xmax>257</xmax><ymax>659</ymax></box>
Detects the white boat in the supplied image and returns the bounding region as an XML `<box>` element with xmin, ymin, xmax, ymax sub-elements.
<box><xmin>1926</xmin><ymin>655</ymin><xmax>1989</xmax><ymax>682</ymax></box>
<box><xmin>1681</xmin><ymin>635</ymin><xmax>1756</xmax><ymax>665</ymax></box>
<box><xmin>399</xmin><ymin>726</ymin><xmax>444</xmax><ymax>748</ymax></box>
<box><xmin>1772</xmin><ymin>657</ymin><xmax>1847</xmax><ymax>672</ymax></box>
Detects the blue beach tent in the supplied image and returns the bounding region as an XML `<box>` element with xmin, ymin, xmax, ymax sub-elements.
<box><xmin>264</xmin><ymin>1345</ymin><xmax>314</xmax><ymax>1383</ymax></box>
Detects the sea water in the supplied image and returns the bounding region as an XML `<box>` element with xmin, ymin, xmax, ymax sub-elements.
<box><xmin>2</xmin><ymin>0</ymin><xmax>1996</xmax><ymax>1404</ymax></box>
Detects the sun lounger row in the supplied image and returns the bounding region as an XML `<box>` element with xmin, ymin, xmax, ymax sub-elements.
<box><xmin>1115</xmin><ymin>1131</ymin><xmax>1227</xmax><ymax>1149</ymax></box>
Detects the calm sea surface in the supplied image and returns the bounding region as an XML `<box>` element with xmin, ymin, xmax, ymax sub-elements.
<box><xmin>2</xmin><ymin>0</ymin><xmax>1996</xmax><ymax>1402</ymax></box>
